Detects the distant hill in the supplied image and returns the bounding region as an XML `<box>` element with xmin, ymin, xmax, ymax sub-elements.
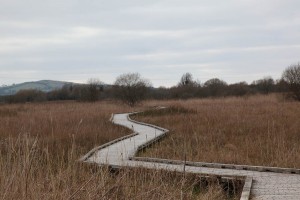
<box><xmin>0</xmin><ymin>80</ymin><xmax>75</xmax><ymax>96</ymax></box>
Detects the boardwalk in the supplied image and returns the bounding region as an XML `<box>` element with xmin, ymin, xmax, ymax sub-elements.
<box><xmin>81</xmin><ymin>112</ymin><xmax>300</xmax><ymax>200</ymax></box>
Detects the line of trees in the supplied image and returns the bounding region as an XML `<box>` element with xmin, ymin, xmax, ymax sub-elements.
<box><xmin>165</xmin><ymin>74</ymin><xmax>283</xmax><ymax>100</ymax></box>
<box><xmin>1</xmin><ymin>64</ymin><xmax>300</xmax><ymax>106</ymax></box>
<box><xmin>2</xmin><ymin>79</ymin><xmax>104</xmax><ymax>104</ymax></box>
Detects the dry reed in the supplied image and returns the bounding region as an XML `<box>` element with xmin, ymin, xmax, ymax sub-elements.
<box><xmin>137</xmin><ymin>95</ymin><xmax>300</xmax><ymax>168</ymax></box>
<box><xmin>0</xmin><ymin>101</ymin><xmax>232</xmax><ymax>199</ymax></box>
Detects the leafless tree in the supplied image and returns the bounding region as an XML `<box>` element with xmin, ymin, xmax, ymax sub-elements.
<box><xmin>114</xmin><ymin>73</ymin><xmax>151</xmax><ymax>106</ymax></box>
<box><xmin>204</xmin><ymin>78</ymin><xmax>228</xmax><ymax>96</ymax></box>
<box><xmin>251</xmin><ymin>77</ymin><xmax>275</xmax><ymax>94</ymax></box>
<box><xmin>282</xmin><ymin>64</ymin><xmax>300</xmax><ymax>101</ymax></box>
<box><xmin>85</xmin><ymin>78</ymin><xmax>103</xmax><ymax>102</ymax></box>
<box><xmin>179</xmin><ymin>72</ymin><xmax>194</xmax><ymax>86</ymax></box>
<box><xmin>7</xmin><ymin>89</ymin><xmax>46</xmax><ymax>103</ymax></box>
<box><xmin>172</xmin><ymin>72</ymin><xmax>200</xmax><ymax>99</ymax></box>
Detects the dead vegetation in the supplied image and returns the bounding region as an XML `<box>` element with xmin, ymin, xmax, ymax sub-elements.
<box><xmin>134</xmin><ymin>105</ymin><xmax>195</xmax><ymax>118</ymax></box>
<box><xmin>0</xmin><ymin>101</ymin><xmax>232</xmax><ymax>199</ymax></box>
<box><xmin>137</xmin><ymin>95</ymin><xmax>300</xmax><ymax>168</ymax></box>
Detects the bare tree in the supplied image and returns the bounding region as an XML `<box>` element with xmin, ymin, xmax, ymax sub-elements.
<box><xmin>251</xmin><ymin>77</ymin><xmax>275</xmax><ymax>94</ymax></box>
<box><xmin>114</xmin><ymin>73</ymin><xmax>151</xmax><ymax>106</ymax></box>
<box><xmin>7</xmin><ymin>89</ymin><xmax>46</xmax><ymax>103</ymax></box>
<box><xmin>282</xmin><ymin>64</ymin><xmax>300</xmax><ymax>101</ymax></box>
<box><xmin>204</xmin><ymin>78</ymin><xmax>228</xmax><ymax>96</ymax></box>
<box><xmin>179</xmin><ymin>72</ymin><xmax>194</xmax><ymax>86</ymax></box>
<box><xmin>84</xmin><ymin>78</ymin><xmax>103</xmax><ymax>102</ymax></box>
<box><xmin>172</xmin><ymin>73</ymin><xmax>200</xmax><ymax>99</ymax></box>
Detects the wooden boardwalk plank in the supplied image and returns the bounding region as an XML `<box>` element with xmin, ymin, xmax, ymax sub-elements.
<box><xmin>81</xmin><ymin>112</ymin><xmax>300</xmax><ymax>200</ymax></box>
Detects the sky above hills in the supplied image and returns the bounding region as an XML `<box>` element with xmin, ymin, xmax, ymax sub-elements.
<box><xmin>1</xmin><ymin>0</ymin><xmax>300</xmax><ymax>87</ymax></box>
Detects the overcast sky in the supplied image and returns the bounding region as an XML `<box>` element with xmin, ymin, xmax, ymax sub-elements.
<box><xmin>1</xmin><ymin>0</ymin><xmax>300</xmax><ymax>87</ymax></box>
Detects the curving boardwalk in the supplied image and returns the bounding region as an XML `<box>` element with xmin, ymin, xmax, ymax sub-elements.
<box><xmin>81</xmin><ymin>112</ymin><xmax>300</xmax><ymax>200</ymax></box>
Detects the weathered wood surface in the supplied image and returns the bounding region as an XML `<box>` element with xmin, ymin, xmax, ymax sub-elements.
<box><xmin>81</xmin><ymin>112</ymin><xmax>300</xmax><ymax>200</ymax></box>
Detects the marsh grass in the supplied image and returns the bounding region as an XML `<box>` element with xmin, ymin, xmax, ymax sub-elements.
<box><xmin>0</xmin><ymin>101</ymin><xmax>132</xmax><ymax>199</ymax></box>
<box><xmin>0</xmin><ymin>101</ymin><xmax>231</xmax><ymax>199</ymax></box>
<box><xmin>135</xmin><ymin>105</ymin><xmax>196</xmax><ymax>118</ymax></box>
<box><xmin>137</xmin><ymin>95</ymin><xmax>300</xmax><ymax>168</ymax></box>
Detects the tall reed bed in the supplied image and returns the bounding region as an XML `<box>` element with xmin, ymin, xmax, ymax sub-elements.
<box><xmin>0</xmin><ymin>101</ymin><xmax>132</xmax><ymax>199</ymax></box>
<box><xmin>0</xmin><ymin>101</ymin><xmax>231</xmax><ymax>199</ymax></box>
<box><xmin>137</xmin><ymin>95</ymin><xmax>300</xmax><ymax>168</ymax></box>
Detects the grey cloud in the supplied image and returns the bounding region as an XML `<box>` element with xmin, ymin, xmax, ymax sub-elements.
<box><xmin>1</xmin><ymin>0</ymin><xmax>300</xmax><ymax>87</ymax></box>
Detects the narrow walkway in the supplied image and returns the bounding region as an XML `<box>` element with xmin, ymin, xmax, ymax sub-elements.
<box><xmin>81</xmin><ymin>112</ymin><xmax>300</xmax><ymax>200</ymax></box>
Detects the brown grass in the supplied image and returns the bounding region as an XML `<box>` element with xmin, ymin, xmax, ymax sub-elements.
<box><xmin>136</xmin><ymin>95</ymin><xmax>300</xmax><ymax>168</ymax></box>
<box><xmin>0</xmin><ymin>101</ymin><xmax>231</xmax><ymax>199</ymax></box>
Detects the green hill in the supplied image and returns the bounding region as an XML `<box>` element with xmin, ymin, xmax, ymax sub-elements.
<box><xmin>0</xmin><ymin>80</ymin><xmax>74</xmax><ymax>96</ymax></box>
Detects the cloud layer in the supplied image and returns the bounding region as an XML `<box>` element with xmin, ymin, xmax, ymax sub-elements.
<box><xmin>1</xmin><ymin>0</ymin><xmax>300</xmax><ymax>87</ymax></box>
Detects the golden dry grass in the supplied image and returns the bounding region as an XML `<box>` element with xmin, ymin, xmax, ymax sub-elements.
<box><xmin>0</xmin><ymin>101</ymin><xmax>233</xmax><ymax>199</ymax></box>
<box><xmin>137</xmin><ymin>95</ymin><xmax>300</xmax><ymax>168</ymax></box>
